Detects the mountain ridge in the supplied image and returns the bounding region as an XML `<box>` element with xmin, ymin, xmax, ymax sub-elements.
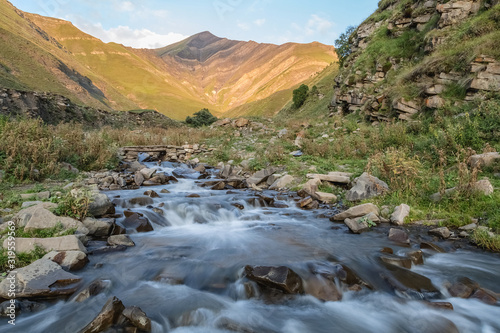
<box><xmin>0</xmin><ymin>0</ymin><xmax>336</xmax><ymax>119</ymax></box>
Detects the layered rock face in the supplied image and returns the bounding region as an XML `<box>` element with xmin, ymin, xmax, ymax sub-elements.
<box><xmin>332</xmin><ymin>0</ymin><xmax>500</xmax><ymax>122</ymax></box>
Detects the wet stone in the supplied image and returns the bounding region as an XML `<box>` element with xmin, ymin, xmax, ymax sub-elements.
<box><xmin>388</xmin><ymin>228</ymin><xmax>410</xmax><ymax>244</ymax></box>
<box><xmin>407</xmin><ymin>250</ymin><xmax>424</xmax><ymax>265</ymax></box>
<box><xmin>245</xmin><ymin>265</ymin><xmax>304</xmax><ymax>294</ymax></box>
<box><xmin>143</xmin><ymin>190</ymin><xmax>159</xmax><ymax>198</ymax></box>
<box><xmin>420</xmin><ymin>242</ymin><xmax>446</xmax><ymax>253</ymax></box>
<box><xmin>121</xmin><ymin>213</ymin><xmax>154</xmax><ymax>233</ymax></box>
<box><xmin>379</xmin><ymin>254</ymin><xmax>412</xmax><ymax>269</ymax></box>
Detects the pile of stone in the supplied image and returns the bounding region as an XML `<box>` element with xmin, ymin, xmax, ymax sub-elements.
<box><xmin>120</xmin><ymin>144</ymin><xmax>213</xmax><ymax>163</ymax></box>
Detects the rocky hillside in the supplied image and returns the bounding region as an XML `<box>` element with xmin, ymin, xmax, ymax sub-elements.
<box><xmin>0</xmin><ymin>0</ymin><xmax>335</xmax><ymax>119</ymax></box>
<box><xmin>332</xmin><ymin>0</ymin><xmax>500</xmax><ymax>122</ymax></box>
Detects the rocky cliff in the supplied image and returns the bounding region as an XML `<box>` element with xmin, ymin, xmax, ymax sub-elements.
<box><xmin>332</xmin><ymin>0</ymin><xmax>500</xmax><ymax>122</ymax></box>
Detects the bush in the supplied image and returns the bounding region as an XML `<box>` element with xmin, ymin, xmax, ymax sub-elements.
<box><xmin>293</xmin><ymin>84</ymin><xmax>309</xmax><ymax>109</ymax></box>
<box><xmin>185</xmin><ymin>108</ymin><xmax>217</xmax><ymax>127</ymax></box>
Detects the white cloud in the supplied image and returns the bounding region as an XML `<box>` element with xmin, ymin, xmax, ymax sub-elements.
<box><xmin>118</xmin><ymin>1</ymin><xmax>134</xmax><ymax>12</ymax></box>
<box><xmin>306</xmin><ymin>14</ymin><xmax>333</xmax><ymax>35</ymax></box>
<box><xmin>254</xmin><ymin>18</ymin><xmax>266</xmax><ymax>27</ymax></box>
<box><xmin>237</xmin><ymin>22</ymin><xmax>250</xmax><ymax>31</ymax></box>
<box><xmin>80</xmin><ymin>23</ymin><xmax>188</xmax><ymax>49</ymax></box>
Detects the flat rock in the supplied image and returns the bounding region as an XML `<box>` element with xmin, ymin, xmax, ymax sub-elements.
<box><xmin>0</xmin><ymin>259</ymin><xmax>81</xmax><ymax>298</ymax></box>
<box><xmin>42</xmin><ymin>250</ymin><xmax>89</xmax><ymax>271</ymax></box>
<box><xmin>128</xmin><ymin>197</ymin><xmax>154</xmax><ymax>206</ymax></box>
<box><xmin>14</xmin><ymin>203</ymin><xmax>82</xmax><ymax>232</ymax></box>
<box><xmin>306</xmin><ymin>172</ymin><xmax>352</xmax><ymax>184</ymax></box>
<box><xmin>469</xmin><ymin>152</ymin><xmax>500</xmax><ymax>168</ymax></box>
<box><xmin>108</xmin><ymin>235</ymin><xmax>135</xmax><ymax>247</ymax></box>
<box><xmin>390</xmin><ymin>204</ymin><xmax>410</xmax><ymax>226</ymax></box>
<box><xmin>429</xmin><ymin>227</ymin><xmax>451</xmax><ymax>239</ymax></box>
<box><xmin>247</xmin><ymin>167</ymin><xmax>282</xmax><ymax>186</ymax></box>
<box><xmin>344</xmin><ymin>218</ymin><xmax>370</xmax><ymax>234</ymax></box>
<box><xmin>380</xmin><ymin>254</ymin><xmax>412</xmax><ymax>269</ymax></box>
<box><xmin>315</xmin><ymin>192</ymin><xmax>338</xmax><ymax>203</ymax></box>
<box><xmin>269</xmin><ymin>175</ymin><xmax>295</xmax><ymax>190</ymax></box>
<box><xmin>245</xmin><ymin>265</ymin><xmax>303</xmax><ymax>294</ymax></box>
<box><xmin>345</xmin><ymin>172</ymin><xmax>389</xmax><ymax>201</ymax></box>
<box><xmin>420</xmin><ymin>241</ymin><xmax>446</xmax><ymax>253</ymax></box>
<box><xmin>82</xmin><ymin>217</ymin><xmax>114</xmax><ymax>237</ymax></box>
<box><xmin>332</xmin><ymin>203</ymin><xmax>379</xmax><ymax>221</ymax></box>
<box><xmin>4</xmin><ymin>235</ymin><xmax>87</xmax><ymax>253</ymax></box>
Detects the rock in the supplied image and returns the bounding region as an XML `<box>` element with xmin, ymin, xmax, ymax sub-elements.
<box><xmin>79</xmin><ymin>296</ymin><xmax>125</xmax><ymax>333</ymax></box>
<box><xmin>332</xmin><ymin>203</ymin><xmax>379</xmax><ymax>221</ymax></box>
<box><xmin>211</xmin><ymin>181</ymin><xmax>226</xmax><ymax>190</ymax></box>
<box><xmin>121</xmin><ymin>213</ymin><xmax>154</xmax><ymax>233</ymax></box>
<box><xmin>88</xmin><ymin>193</ymin><xmax>113</xmax><ymax>217</ymax></box>
<box><xmin>246</xmin><ymin>167</ymin><xmax>281</xmax><ymax>186</ymax></box>
<box><xmin>381</xmin><ymin>262</ymin><xmax>440</xmax><ymax>297</ymax></box>
<box><xmin>448</xmin><ymin>280</ymin><xmax>475</xmax><ymax>298</ymax></box>
<box><xmin>354</xmin><ymin>212</ymin><xmax>380</xmax><ymax>224</ymax></box>
<box><xmin>345</xmin><ymin>173</ymin><xmax>389</xmax><ymax>201</ymax></box>
<box><xmin>290</xmin><ymin>150</ymin><xmax>303</xmax><ymax>157</ymax></box>
<box><xmin>0</xmin><ymin>259</ymin><xmax>81</xmax><ymax>298</ymax></box>
<box><xmin>234</xmin><ymin>118</ymin><xmax>249</xmax><ymax>128</ymax></box>
<box><xmin>160</xmin><ymin>189</ymin><xmax>170</xmax><ymax>194</ymax></box>
<box><xmin>143</xmin><ymin>190</ymin><xmax>160</xmax><ymax>198</ymax></box>
<box><xmin>74</xmin><ymin>279</ymin><xmax>111</xmax><ymax>302</ymax></box>
<box><xmin>140</xmin><ymin>168</ymin><xmax>156</xmax><ymax>179</ymax></box>
<box><xmin>298</xmin><ymin>196</ymin><xmax>313</xmax><ymax>208</ymax></box>
<box><xmin>301</xmin><ymin>178</ymin><xmax>322</xmax><ymax>198</ymax></box>
<box><xmin>187</xmin><ymin>194</ymin><xmax>201</xmax><ymax>198</ymax></box>
<box><xmin>388</xmin><ymin>228</ymin><xmax>410</xmax><ymax>244</ymax></box>
<box><xmin>4</xmin><ymin>235</ymin><xmax>87</xmax><ymax>253</ymax></box>
<box><xmin>344</xmin><ymin>218</ymin><xmax>370</xmax><ymax>234</ymax></box>
<box><xmin>471</xmin><ymin>288</ymin><xmax>498</xmax><ymax>305</ymax></box>
<box><xmin>122</xmin><ymin>306</ymin><xmax>152</xmax><ymax>332</ymax></box>
<box><xmin>380</xmin><ymin>254</ymin><xmax>412</xmax><ymax>269</ymax></box>
<box><xmin>315</xmin><ymin>192</ymin><xmax>338</xmax><ymax>203</ymax></box>
<box><xmin>108</xmin><ymin>235</ymin><xmax>135</xmax><ymax>247</ymax></box>
<box><xmin>172</xmin><ymin>167</ymin><xmax>198</xmax><ymax>179</ymax></box>
<box><xmin>82</xmin><ymin>217</ymin><xmax>114</xmax><ymax>237</ymax></box>
<box><xmin>459</xmin><ymin>223</ymin><xmax>477</xmax><ymax>231</ymax></box>
<box><xmin>128</xmin><ymin>161</ymin><xmax>146</xmax><ymax>172</ymax></box>
<box><xmin>420</xmin><ymin>242</ymin><xmax>446</xmax><ymax>253</ymax></box>
<box><xmin>269</xmin><ymin>175</ymin><xmax>295</xmax><ymax>190</ymax></box>
<box><xmin>306</xmin><ymin>172</ymin><xmax>352</xmax><ymax>184</ymax></box>
<box><xmin>134</xmin><ymin>171</ymin><xmax>144</xmax><ymax>186</ymax></box>
<box><xmin>425</xmin><ymin>95</ymin><xmax>445</xmax><ymax>109</ymax></box>
<box><xmin>21</xmin><ymin>201</ymin><xmax>43</xmax><ymax>208</ymax></box>
<box><xmin>42</xmin><ymin>250</ymin><xmax>89</xmax><ymax>271</ymax></box>
<box><xmin>128</xmin><ymin>197</ymin><xmax>154</xmax><ymax>206</ymax></box>
<box><xmin>390</xmin><ymin>204</ymin><xmax>410</xmax><ymax>226</ymax></box>
<box><xmin>0</xmin><ymin>299</ymin><xmax>46</xmax><ymax>316</ymax></box>
<box><xmin>244</xmin><ymin>265</ymin><xmax>303</xmax><ymax>294</ymax></box>
<box><xmin>304</xmin><ymin>275</ymin><xmax>342</xmax><ymax>302</ymax></box>
<box><xmin>278</xmin><ymin>128</ymin><xmax>288</xmax><ymax>138</ymax></box>
<box><xmin>36</xmin><ymin>191</ymin><xmax>51</xmax><ymax>200</ymax></box>
<box><xmin>469</xmin><ymin>152</ymin><xmax>500</xmax><ymax>168</ymax></box>
<box><xmin>424</xmin><ymin>301</ymin><xmax>454</xmax><ymax>311</ymax></box>
<box><xmin>13</xmin><ymin>202</ymin><xmax>84</xmax><ymax>233</ymax></box>
<box><xmin>194</xmin><ymin>164</ymin><xmax>206</xmax><ymax>173</ymax></box>
<box><xmin>407</xmin><ymin>250</ymin><xmax>424</xmax><ymax>265</ymax></box>
<box><xmin>429</xmin><ymin>227</ymin><xmax>451</xmax><ymax>239</ymax></box>
<box><xmin>472</xmin><ymin>179</ymin><xmax>494</xmax><ymax>195</ymax></box>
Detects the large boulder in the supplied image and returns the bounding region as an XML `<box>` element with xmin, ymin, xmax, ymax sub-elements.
<box><xmin>88</xmin><ymin>193</ymin><xmax>113</xmax><ymax>217</ymax></box>
<box><xmin>388</xmin><ymin>228</ymin><xmax>410</xmax><ymax>244</ymax></box>
<box><xmin>4</xmin><ymin>235</ymin><xmax>87</xmax><ymax>253</ymax></box>
<box><xmin>390</xmin><ymin>204</ymin><xmax>410</xmax><ymax>226</ymax></box>
<box><xmin>13</xmin><ymin>203</ymin><xmax>83</xmax><ymax>232</ymax></box>
<box><xmin>245</xmin><ymin>265</ymin><xmax>303</xmax><ymax>294</ymax></box>
<box><xmin>331</xmin><ymin>203</ymin><xmax>379</xmax><ymax>221</ymax></box>
<box><xmin>269</xmin><ymin>175</ymin><xmax>295</xmax><ymax>190</ymax></box>
<box><xmin>82</xmin><ymin>217</ymin><xmax>114</xmax><ymax>237</ymax></box>
<box><xmin>42</xmin><ymin>250</ymin><xmax>89</xmax><ymax>271</ymax></box>
<box><xmin>0</xmin><ymin>259</ymin><xmax>81</xmax><ymax>298</ymax></box>
<box><xmin>468</xmin><ymin>152</ymin><xmax>500</xmax><ymax>168</ymax></box>
<box><xmin>345</xmin><ymin>172</ymin><xmax>389</xmax><ymax>201</ymax></box>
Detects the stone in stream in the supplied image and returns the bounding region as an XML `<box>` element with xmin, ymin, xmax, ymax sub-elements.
<box><xmin>187</xmin><ymin>193</ymin><xmax>201</xmax><ymax>198</ymax></box>
<box><xmin>140</xmin><ymin>168</ymin><xmax>156</xmax><ymax>179</ymax></box>
<box><xmin>79</xmin><ymin>296</ymin><xmax>125</xmax><ymax>333</ymax></box>
<box><xmin>471</xmin><ymin>288</ymin><xmax>498</xmax><ymax>305</ymax></box>
<box><xmin>344</xmin><ymin>218</ymin><xmax>370</xmax><ymax>234</ymax></box>
<box><xmin>160</xmin><ymin>189</ymin><xmax>170</xmax><ymax>194</ymax></box>
<box><xmin>420</xmin><ymin>241</ymin><xmax>446</xmax><ymax>253</ymax></box>
<box><xmin>379</xmin><ymin>254</ymin><xmax>412</xmax><ymax>269</ymax></box>
<box><xmin>246</xmin><ymin>167</ymin><xmax>282</xmax><ymax>186</ymax></box>
<box><xmin>407</xmin><ymin>250</ymin><xmax>424</xmax><ymax>265</ymax></box>
<box><xmin>0</xmin><ymin>259</ymin><xmax>82</xmax><ymax>299</ymax></box>
<box><xmin>122</xmin><ymin>306</ymin><xmax>152</xmax><ymax>332</ymax></box>
<box><xmin>88</xmin><ymin>193</ymin><xmax>114</xmax><ymax>217</ymax></box>
<box><xmin>134</xmin><ymin>171</ymin><xmax>144</xmax><ymax>186</ymax></box>
<box><xmin>303</xmin><ymin>275</ymin><xmax>342</xmax><ymax>302</ymax></box>
<box><xmin>380</xmin><ymin>261</ymin><xmax>440</xmax><ymax>299</ymax></box>
<box><xmin>128</xmin><ymin>196</ymin><xmax>154</xmax><ymax>206</ymax></box>
<box><xmin>211</xmin><ymin>181</ymin><xmax>226</xmax><ymax>190</ymax></box>
<box><xmin>108</xmin><ymin>235</ymin><xmax>135</xmax><ymax>247</ymax></box>
<box><xmin>424</xmin><ymin>301</ymin><xmax>454</xmax><ymax>311</ymax></box>
<box><xmin>388</xmin><ymin>228</ymin><xmax>410</xmax><ymax>244</ymax></box>
<box><xmin>42</xmin><ymin>250</ymin><xmax>89</xmax><ymax>271</ymax></box>
<box><xmin>0</xmin><ymin>299</ymin><xmax>46</xmax><ymax>316</ymax></box>
<box><xmin>121</xmin><ymin>213</ymin><xmax>154</xmax><ymax>233</ymax></box>
<box><xmin>73</xmin><ymin>279</ymin><xmax>112</xmax><ymax>302</ymax></box>
<box><xmin>82</xmin><ymin>217</ymin><xmax>114</xmax><ymax>237</ymax></box>
<box><xmin>345</xmin><ymin>172</ymin><xmax>389</xmax><ymax>201</ymax></box>
<box><xmin>331</xmin><ymin>203</ymin><xmax>379</xmax><ymax>221</ymax></box>
<box><xmin>244</xmin><ymin>265</ymin><xmax>304</xmax><ymax>294</ymax></box>
<box><xmin>143</xmin><ymin>190</ymin><xmax>160</xmax><ymax>198</ymax></box>
<box><xmin>429</xmin><ymin>227</ymin><xmax>451</xmax><ymax>239</ymax></box>
<box><xmin>269</xmin><ymin>174</ymin><xmax>295</xmax><ymax>190</ymax></box>
<box><xmin>390</xmin><ymin>204</ymin><xmax>410</xmax><ymax>226</ymax></box>
<box><xmin>172</xmin><ymin>167</ymin><xmax>198</xmax><ymax>179</ymax></box>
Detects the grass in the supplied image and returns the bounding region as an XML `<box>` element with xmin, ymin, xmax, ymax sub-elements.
<box><xmin>0</xmin><ymin>246</ymin><xmax>47</xmax><ymax>273</ymax></box>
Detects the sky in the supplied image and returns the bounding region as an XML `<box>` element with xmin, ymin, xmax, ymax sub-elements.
<box><xmin>9</xmin><ymin>0</ymin><xmax>379</xmax><ymax>49</ymax></box>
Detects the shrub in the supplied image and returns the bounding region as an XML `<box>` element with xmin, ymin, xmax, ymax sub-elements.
<box><xmin>185</xmin><ymin>108</ymin><xmax>217</xmax><ymax>127</ymax></box>
<box><xmin>293</xmin><ymin>84</ymin><xmax>309</xmax><ymax>108</ymax></box>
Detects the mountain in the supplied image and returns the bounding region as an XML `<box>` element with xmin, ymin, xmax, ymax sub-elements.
<box><xmin>331</xmin><ymin>0</ymin><xmax>500</xmax><ymax>121</ymax></box>
<box><xmin>0</xmin><ymin>0</ymin><xmax>336</xmax><ymax>119</ymax></box>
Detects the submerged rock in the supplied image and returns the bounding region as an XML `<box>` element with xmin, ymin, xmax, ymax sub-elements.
<box><xmin>245</xmin><ymin>265</ymin><xmax>303</xmax><ymax>294</ymax></box>
<box><xmin>121</xmin><ymin>213</ymin><xmax>154</xmax><ymax>233</ymax></box>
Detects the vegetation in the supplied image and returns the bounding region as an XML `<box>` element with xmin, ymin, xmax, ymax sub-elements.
<box><xmin>334</xmin><ymin>26</ymin><xmax>356</xmax><ymax>66</ymax></box>
<box><xmin>0</xmin><ymin>246</ymin><xmax>47</xmax><ymax>273</ymax></box>
<box><xmin>53</xmin><ymin>192</ymin><xmax>90</xmax><ymax>221</ymax></box>
<box><xmin>293</xmin><ymin>84</ymin><xmax>309</xmax><ymax>108</ymax></box>
<box><xmin>185</xmin><ymin>108</ymin><xmax>218</xmax><ymax>127</ymax></box>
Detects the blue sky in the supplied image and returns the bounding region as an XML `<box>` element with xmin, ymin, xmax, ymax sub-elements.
<box><xmin>10</xmin><ymin>0</ymin><xmax>379</xmax><ymax>48</ymax></box>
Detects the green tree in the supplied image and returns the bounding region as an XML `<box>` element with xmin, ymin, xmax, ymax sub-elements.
<box><xmin>293</xmin><ymin>84</ymin><xmax>309</xmax><ymax>109</ymax></box>
<box><xmin>335</xmin><ymin>26</ymin><xmax>356</xmax><ymax>66</ymax></box>
<box><xmin>185</xmin><ymin>108</ymin><xmax>217</xmax><ymax>127</ymax></box>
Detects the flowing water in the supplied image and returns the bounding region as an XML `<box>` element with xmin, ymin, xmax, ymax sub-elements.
<box><xmin>2</xmin><ymin>161</ymin><xmax>500</xmax><ymax>332</ymax></box>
